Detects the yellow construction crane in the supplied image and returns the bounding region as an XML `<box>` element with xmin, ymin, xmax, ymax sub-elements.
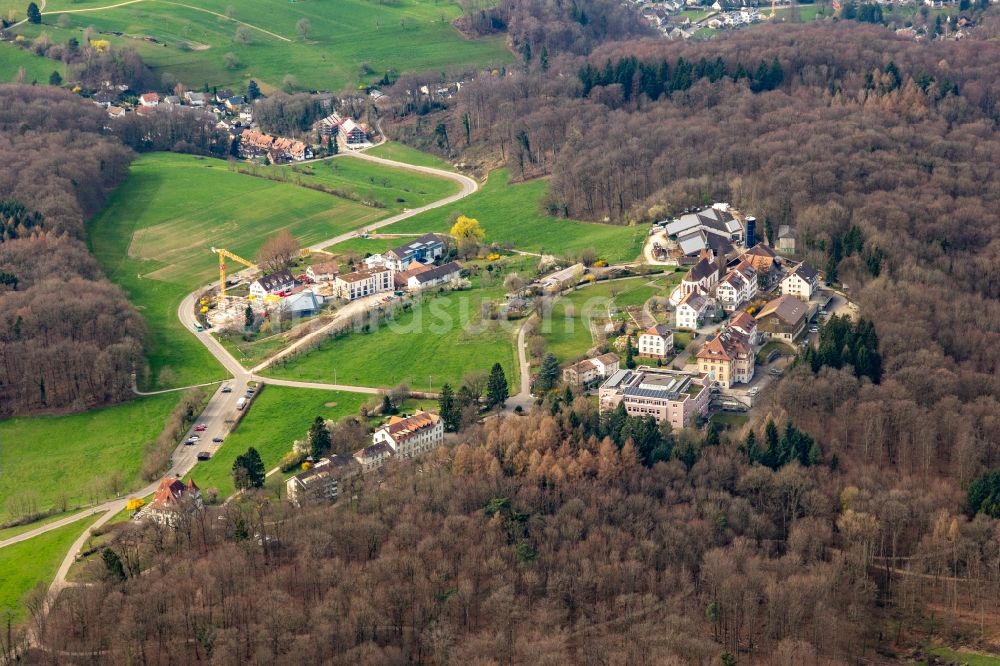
<box><xmin>211</xmin><ymin>247</ymin><xmax>257</xmax><ymax>301</ymax></box>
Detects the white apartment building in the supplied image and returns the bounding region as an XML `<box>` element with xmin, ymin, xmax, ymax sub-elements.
<box><xmin>373</xmin><ymin>411</ymin><xmax>444</xmax><ymax>459</ymax></box>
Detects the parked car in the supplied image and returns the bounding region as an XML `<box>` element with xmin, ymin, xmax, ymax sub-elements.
<box><xmin>197</xmin><ymin>452</ymin><xmax>212</xmax><ymax>461</ymax></box>
<box><xmin>246</xmin><ymin>387</ymin><xmax>256</xmax><ymax>395</ymax></box>
<box><xmin>809</xmin><ymin>326</ymin><xmax>819</xmax><ymax>333</ymax></box>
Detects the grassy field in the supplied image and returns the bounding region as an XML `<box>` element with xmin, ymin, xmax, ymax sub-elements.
<box><xmin>0</xmin><ymin>42</ymin><xmax>64</xmax><ymax>84</ymax></box>
<box><xmin>273</xmin><ymin>157</ymin><xmax>459</xmax><ymax>213</ymax></box>
<box><xmin>0</xmin><ymin>394</ymin><xmax>181</xmax><ymax>523</ymax></box>
<box><xmin>327</xmin><ymin>170</ymin><xmax>645</xmax><ymax>263</ymax></box>
<box><xmin>88</xmin><ymin>152</ymin><xmax>446</xmax><ymax>388</ymax></box>
<box><xmin>540</xmin><ymin>276</ymin><xmax>678</xmax><ymax>363</ymax></box>
<box><xmin>266</xmin><ymin>285</ymin><xmax>520</xmax><ymax>393</ymax></box>
<box><xmin>925</xmin><ymin>646</ymin><xmax>1000</xmax><ymax>666</ymax></box>
<box><xmin>366</xmin><ymin>142</ymin><xmax>458</xmax><ymax>171</ymax></box>
<box><xmin>186</xmin><ymin>385</ymin><xmax>367</xmax><ymax>498</ymax></box>
<box><xmin>8</xmin><ymin>0</ymin><xmax>511</xmax><ymax>91</ymax></box>
<box><xmin>0</xmin><ymin>516</ymin><xmax>99</xmax><ymax>621</ymax></box>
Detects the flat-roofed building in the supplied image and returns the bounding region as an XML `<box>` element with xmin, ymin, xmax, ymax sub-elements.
<box><xmin>334</xmin><ymin>264</ymin><xmax>393</xmax><ymax>301</ymax></box>
<box><xmin>598</xmin><ymin>367</ymin><xmax>710</xmax><ymax>430</ymax></box>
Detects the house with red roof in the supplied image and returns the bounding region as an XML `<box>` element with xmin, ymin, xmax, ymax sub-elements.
<box><xmin>136</xmin><ymin>476</ymin><xmax>203</xmax><ymax>527</ymax></box>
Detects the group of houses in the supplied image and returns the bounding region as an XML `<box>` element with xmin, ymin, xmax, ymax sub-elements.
<box><xmin>287</xmin><ymin>411</ymin><xmax>445</xmax><ymax>506</ymax></box>
<box><xmin>93</xmin><ymin>87</ymin><xmax>254</xmax><ymax>125</ymax></box>
<box><xmin>238</xmin><ymin>234</ymin><xmax>462</xmax><ymax>327</ymax></box>
<box><xmin>328</xmin><ymin>233</ymin><xmax>462</xmax><ymax>301</ymax></box>
<box><xmin>239</xmin><ymin>128</ymin><xmax>311</xmax><ymax>163</ymax></box>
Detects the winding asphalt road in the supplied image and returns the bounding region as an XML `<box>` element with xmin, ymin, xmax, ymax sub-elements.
<box><xmin>0</xmin><ymin>147</ymin><xmax>489</xmax><ymax>628</ymax></box>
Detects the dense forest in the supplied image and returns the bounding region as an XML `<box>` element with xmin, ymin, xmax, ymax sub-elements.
<box><xmin>0</xmin><ymin>86</ymin><xmax>145</xmax><ymax>416</ymax></box>
<box><xmin>26</xmin><ymin>402</ymin><xmax>1000</xmax><ymax>663</ymax></box>
<box><xmin>384</xmin><ymin>20</ymin><xmax>1000</xmax><ymax>488</ymax></box>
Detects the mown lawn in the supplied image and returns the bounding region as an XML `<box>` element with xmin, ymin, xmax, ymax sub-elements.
<box><xmin>366</xmin><ymin>143</ymin><xmax>458</xmax><ymax>171</ymax></box>
<box><xmin>0</xmin><ymin>42</ymin><xmax>64</xmax><ymax>84</ymax></box>
<box><xmin>186</xmin><ymin>385</ymin><xmax>367</xmax><ymax>498</ymax></box>
<box><xmin>328</xmin><ymin>170</ymin><xmax>645</xmax><ymax>264</ymax></box>
<box><xmin>0</xmin><ymin>394</ymin><xmax>180</xmax><ymax>523</ymax></box>
<box><xmin>0</xmin><ymin>515</ymin><xmax>100</xmax><ymax>621</ymax></box>
<box><xmin>88</xmin><ymin>152</ymin><xmax>428</xmax><ymax>389</ymax></box>
<box><xmin>266</xmin><ymin>286</ymin><xmax>520</xmax><ymax>393</ymax></box>
<box><xmin>10</xmin><ymin>0</ymin><xmax>511</xmax><ymax>91</ymax></box>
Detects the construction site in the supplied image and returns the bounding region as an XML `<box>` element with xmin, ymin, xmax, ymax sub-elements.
<box><xmin>199</xmin><ymin>247</ymin><xmax>334</xmax><ymax>330</ymax></box>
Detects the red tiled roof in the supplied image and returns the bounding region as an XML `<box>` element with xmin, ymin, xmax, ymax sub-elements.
<box><xmin>149</xmin><ymin>476</ymin><xmax>199</xmax><ymax>510</ymax></box>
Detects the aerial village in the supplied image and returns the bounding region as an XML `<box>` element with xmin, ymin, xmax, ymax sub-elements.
<box><xmin>131</xmin><ymin>194</ymin><xmax>854</xmax><ymax>528</ymax></box>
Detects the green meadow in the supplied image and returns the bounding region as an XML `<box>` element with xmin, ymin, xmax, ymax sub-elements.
<box><xmin>0</xmin><ymin>393</ymin><xmax>179</xmax><ymax>522</ymax></box>
<box><xmin>273</xmin><ymin>157</ymin><xmax>459</xmax><ymax>213</ymax></box>
<box><xmin>186</xmin><ymin>385</ymin><xmax>367</xmax><ymax>498</ymax></box>
<box><xmin>328</xmin><ymin>170</ymin><xmax>645</xmax><ymax>264</ymax></box>
<box><xmin>0</xmin><ymin>516</ymin><xmax>100</xmax><ymax>621</ymax></box>
<box><xmin>540</xmin><ymin>275</ymin><xmax>679</xmax><ymax>363</ymax></box>
<box><xmin>87</xmin><ymin>152</ymin><xmax>450</xmax><ymax>389</ymax></box>
<box><xmin>366</xmin><ymin>142</ymin><xmax>458</xmax><ymax>171</ymax></box>
<box><xmin>0</xmin><ymin>42</ymin><xmax>64</xmax><ymax>84</ymax></box>
<box><xmin>9</xmin><ymin>0</ymin><xmax>511</xmax><ymax>91</ymax></box>
<box><xmin>266</xmin><ymin>285</ymin><xmax>520</xmax><ymax>393</ymax></box>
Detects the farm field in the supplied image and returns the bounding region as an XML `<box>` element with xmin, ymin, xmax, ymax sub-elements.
<box><xmin>0</xmin><ymin>42</ymin><xmax>64</xmax><ymax>84</ymax></box>
<box><xmin>0</xmin><ymin>515</ymin><xmax>100</xmax><ymax>621</ymax></box>
<box><xmin>540</xmin><ymin>275</ymin><xmax>678</xmax><ymax>363</ymax></box>
<box><xmin>266</xmin><ymin>285</ymin><xmax>520</xmax><ymax>394</ymax></box>
<box><xmin>88</xmin><ymin>152</ymin><xmax>445</xmax><ymax>388</ymax></box>
<box><xmin>0</xmin><ymin>394</ymin><xmax>181</xmax><ymax>523</ymax></box>
<box><xmin>272</xmin><ymin>157</ymin><xmax>459</xmax><ymax>214</ymax></box>
<box><xmin>9</xmin><ymin>0</ymin><xmax>511</xmax><ymax>91</ymax></box>
<box><xmin>186</xmin><ymin>385</ymin><xmax>367</xmax><ymax>498</ymax></box>
<box><xmin>327</xmin><ymin>170</ymin><xmax>645</xmax><ymax>263</ymax></box>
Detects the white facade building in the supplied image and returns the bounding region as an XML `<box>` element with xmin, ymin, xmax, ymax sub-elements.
<box><xmin>637</xmin><ymin>324</ymin><xmax>674</xmax><ymax>359</ymax></box>
<box><xmin>334</xmin><ymin>265</ymin><xmax>393</xmax><ymax>301</ymax></box>
<box><xmin>373</xmin><ymin>411</ymin><xmax>444</xmax><ymax>459</ymax></box>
